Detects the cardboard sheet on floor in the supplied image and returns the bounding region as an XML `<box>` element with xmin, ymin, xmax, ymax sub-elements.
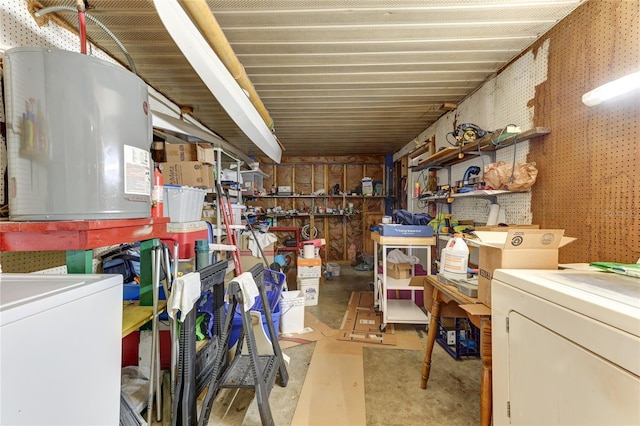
<box><xmin>279</xmin><ymin>312</ymin><xmax>337</xmax><ymax>349</ymax></box>
<box><xmin>291</xmin><ymin>338</ymin><xmax>367</xmax><ymax>425</ymax></box>
<box><xmin>337</xmin><ymin>291</ymin><xmax>396</xmax><ymax>346</ymax></box>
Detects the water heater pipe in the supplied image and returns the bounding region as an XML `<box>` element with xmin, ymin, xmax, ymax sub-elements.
<box><xmin>76</xmin><ymin>0</ymin><xmax>87</xmax><ymax>54</ymax></box>
<box><xmin>178</xmin><ymin>0</ymin><xmax>278</xmax><ymax>137</ymax></box>
<box><xmin>34</xmin><ymin>5</ymin><xmax>137</xmax><ymax>73</ymax></box>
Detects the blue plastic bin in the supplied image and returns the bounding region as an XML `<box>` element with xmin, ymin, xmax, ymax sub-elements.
<box><xmin>228</xmin><ymin>269</ymin><xmax>286</xmax><ymax>347</ymax></box>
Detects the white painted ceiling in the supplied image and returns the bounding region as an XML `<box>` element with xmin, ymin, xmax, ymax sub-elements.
<box><xmin>35</xmin><ymin>0</ymin><xmax>584</xmax><ymax>159</ymax></box>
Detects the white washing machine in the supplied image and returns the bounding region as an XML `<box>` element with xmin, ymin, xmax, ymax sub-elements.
<box><xmin>0</xmin><ymin>273</ymin><xmax>123</xmax><ymax>425</ymax></box>
<box><xmin>491</xmin><ymin>269</ymin><xmax>640</xmax><ymax>425</ymax></box>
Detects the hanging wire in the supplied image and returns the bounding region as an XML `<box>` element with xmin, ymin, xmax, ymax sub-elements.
<box><xmin>35</xmin><ymin>5</ymin><xmax>137</xmax><ymax>73</ymax></box>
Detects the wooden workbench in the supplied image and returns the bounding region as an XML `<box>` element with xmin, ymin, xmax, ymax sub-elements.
<box><xmin>420</xmin><ymin>275</ymin><xmax>492</xmax><ymax>426</ymax></box>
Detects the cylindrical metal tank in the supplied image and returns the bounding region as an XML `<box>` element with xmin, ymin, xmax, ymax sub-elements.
<box><xmin>3</xmin><ymin>47</ymin><xmax>152</xmax><ymax>220</ymax></box>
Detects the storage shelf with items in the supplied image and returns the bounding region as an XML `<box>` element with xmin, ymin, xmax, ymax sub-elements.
<box><xmin>240</xmin><ymin>169</ymin><xmax>269</xmax><ymax>197</ymax></box>
<box><xmin>246</xmin><ymin>157</ymin><xmax>388</xmax><ymax>262</ymax></box>
<box><xmin>371</xmin><ymin>233</ymin><xmax>436</xmax><ymax>331</ymax></box>
<box><xmin>415</xmin><ymin>127</ymin><xmax>550</xmax><ymax>171</ymax></box>
<box><xmin>407</xmin><ymin>126</ymin><xmax>549</xmax><ymax>239</ymax></box>
<box><xmin>409</xmin><ymin>127</ymin><xmax>549</xmax><ymax>204</ymax></box>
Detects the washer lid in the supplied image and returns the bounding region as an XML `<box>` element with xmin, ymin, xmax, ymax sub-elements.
<box><xmin>493</xmin><ymin>269</ymin><xmax>640</xmax><ymax>336</ymax></box>
<box><xmin>0</xmin><ymin>274</ymin><xmax>122</xmax><ymax>326</ymax></box>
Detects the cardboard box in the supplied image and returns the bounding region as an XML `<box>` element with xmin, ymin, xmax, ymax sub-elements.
<box><xmin>165</xmin><ymin>143</ymin><xmax>197</xmax><ymax>162</ymax></box>
<box><xmin>196</xmin><ymin>144</ymin><xmax>216</xmax><ymax>165</ymax></box>
<box><xmin>378</xmin><ymin>224</ymin><xmax>434</xmax><ymax>237</ymax></box>
<box><xmin>297</xmin><ymin>256</ymin><xmax>322</xmax><ymax>267</ymax></box>
<box><xmin>386</xmin><ymin>262</ymin><xmax>412</xmax><ymax>279</ymax></box>
<box><xmin>297</xmin><ymin>265</ymin><xmax>322</xmax><ymax>278</ymax></box>
<box><xmin>160</xmin><ymin>161</ymin><xmax>212</xmax><ymax>188</ymax></box>
<box><xmin>474</xmin><ymin>229</ymin><xmax>576</xmax><ymax>306</ymax></box>
<box><xmin>474</xmin><ymin>224</ymin><xmax>540</xmax><ymax>231</ymax></box>
<box><xmin>336</xmin><ymin>291</ymin><xmax>396</xmax><ymax>345</ymax></box>
<box><xmin>297</xmin><ymin>277</ymin><xmax>320</xmax><ymax>306</ymax></box>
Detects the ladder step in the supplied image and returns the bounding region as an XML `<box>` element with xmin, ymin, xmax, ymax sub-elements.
<box><xmin>219</xmin><ymin>355</ymin><xmax>280</xmax><ymax>389</ymax></box>
<box><xmin>208</xmin><ymin>243</ymin><xmax>237</xmax><ymax>252</ymax></box>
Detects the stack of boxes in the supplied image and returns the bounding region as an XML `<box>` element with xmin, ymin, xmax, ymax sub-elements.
<box><xmin>297</xmin><ymin>253</ymin><xmax>322</xmax><ymax>306</ymax></box>
<box><xmin>159</xmin><ymin>142</ymin><xmax>214</xmax><ymax>273</ymax></box>
<box><xmin>159</xmin><ymin>142</ymin><xmax>216</xmax><ymax>188</ymax></box>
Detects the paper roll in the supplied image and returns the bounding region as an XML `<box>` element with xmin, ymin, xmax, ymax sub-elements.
<box><xmin>497</xmin><ymin>206</ymin><xmax>506</xmax><ymax>224</ymax></box>
<box><xmin>487</xmin><ymin>203</ymin><xmax>500</xmax><ymax>226</ymax></box>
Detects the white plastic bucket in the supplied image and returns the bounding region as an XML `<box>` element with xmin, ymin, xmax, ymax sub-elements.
<box><xmin>280</xmin><ymin>291</ymin><xmax>305</xmax><ymax>334</ymax></box>
<box><xmin>303</xmin><ymin>243</ymin><xmax>315</xmax><ymax>259</ymax></box>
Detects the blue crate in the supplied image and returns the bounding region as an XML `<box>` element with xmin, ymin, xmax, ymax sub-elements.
<box><xmin>436</xmin><ymin>317</ymin><xmax>480</xmax><ymax>360</ymax></box>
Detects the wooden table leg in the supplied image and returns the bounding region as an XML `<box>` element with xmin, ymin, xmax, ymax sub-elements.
<box><xmin>480</xmin><ymin>318</ymin><xmax>492</xmax><ymax>426</ymax></box>
<box><xmin>421</xmin><ymin>287</ymin><xmax>441</xmax><ymax>389</ymax></box>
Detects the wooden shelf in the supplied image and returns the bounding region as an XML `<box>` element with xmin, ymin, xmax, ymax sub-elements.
<box><xmin>0</xmin><ymin>217</ymin><xmax>170</xmax><ymax>251</ymax></box>
<box><xmin>253</xmin><ymin>194</ymin><xmax>387</xmax><ymax>199</ymax></box>
<box><xmin>415</xmin><ymin>127</ymin><xmax>550</xmax><ymax>171</ymax></box>
<box><xmin>122</xmin><ymin>300</ymin><xmax>168</xmax><ymax>337</ymax></box>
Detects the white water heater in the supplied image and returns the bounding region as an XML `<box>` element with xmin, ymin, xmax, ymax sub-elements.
<box><xmin>3</xmin><ymin>47</ymin><xmax>152</xmax><ymax>220</ymax></box>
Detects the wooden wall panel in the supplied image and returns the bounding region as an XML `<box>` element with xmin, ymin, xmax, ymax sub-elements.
<box><xmin>254</xmin><ymin>155</ymin><xmax>385</xmax><ymax>261</ymax></box>
<box><xmin>327</xmin><ymin>164</ymin><xmax>344</xmax><ymax>194</ymax></box>
<box><xmin>294</xmin><ymin>164</ymin><xmax>313</xmax><ymax>195</ymax></box>
<box><xmin>314</xmin><ymin>165</ymin><xmax>327</xmax><ymax>194</ymax></box>
<box><xmin>529</xmin><ymin>0</ymin><xmax>639</xmax><ymax>263</ymax></box>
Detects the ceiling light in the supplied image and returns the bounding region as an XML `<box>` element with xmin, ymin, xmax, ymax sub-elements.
<box><xmin>152</xmin><ymin>1</ymin><xmax>282</xmax><ymax>163</ymax></box>
<box><xmin>582</xmin><ymin>71</ymin><xmax>640</xmax><ymax>106</ymax></box>
<box><xmin>151</xmin><ymin>111</ymin><xmax>254</xmax><ymax>167</ymax></box>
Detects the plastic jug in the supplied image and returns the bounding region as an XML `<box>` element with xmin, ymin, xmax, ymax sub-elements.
<box><xmin>441</xmin><ymin>234</ymin><xmax>469</xmax><ymax>280</ymax></box>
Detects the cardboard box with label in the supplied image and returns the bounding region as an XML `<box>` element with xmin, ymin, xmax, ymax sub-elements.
<box><xmin>386</xmin><ymin>262</ymin><xmax>412</xmax><ymax>279</ymax></box>
<box><xmin>160</xmin><ymin>161</ymin><xmax>213</xmax><ymax>188</ymax></box>
<box><xmin>473</xmin><ymin>224</ymin><xmax>540</xmax><ymax>232</ymax></box>
<box><xmin>165</xmin><ymin>143</ymin><xmax>197</xmax><ymax>162</ymax></box>
<box><xmin>472</xmin><ymin>229</ymin><xmax>576</xmax><ymax>306</ymax></box>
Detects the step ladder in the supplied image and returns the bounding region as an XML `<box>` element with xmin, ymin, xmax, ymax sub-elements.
<box><xmin>197</xmin><ymin>263</ymin><xmax>288</xmax><ymax>426</ymax></box>
<box><xmin>215</xmin><ymin>182</ymin><xmax>242</xmax><ymax>276</ymax></box>
<box><xmin>171</xmin><ymin>260</ymin><xmax>228</xmax><ymax>426</ymax></box>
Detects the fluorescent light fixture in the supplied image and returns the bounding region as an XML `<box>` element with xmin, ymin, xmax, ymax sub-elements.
<box><xmin>582</xmin><ymin>71</ymin><xmax>640</xmax><ymax>106</ymax></box>
<box><xmin>151</xmin><ymin>110</ymin><xmax>253</xmax><ymax>166</ymax></box>
<box><xmin>152</xmin><ymin>1</ymin><xmax>282</xmax><ymax>163</ymax></box>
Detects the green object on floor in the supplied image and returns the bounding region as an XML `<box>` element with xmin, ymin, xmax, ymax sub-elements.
<box><xmin>355</xmin><ymin>263</ymin><xmax>371</xmax><ymax>271</ymax></box>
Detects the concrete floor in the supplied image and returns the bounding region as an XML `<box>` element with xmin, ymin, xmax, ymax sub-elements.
<box><xmin>153</xmin><ymin>265</ymin><xmax>482</xmax><ymax>425</ymax></box>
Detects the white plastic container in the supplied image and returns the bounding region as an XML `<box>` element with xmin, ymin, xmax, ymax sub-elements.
<box><xmin>441</xmin><ymin>234</ymin><xmax>469</xmax><ymax>280</ymax></box>
<box><xmin>231</xmin><ymin>204</ymin><xmax>246</xmax><ymax>225</ymax></box>
<box><xmin>326</xmin><ymin>262</ymin><xmax>341</xmax><ymax>277</ymax></box>
<box><xmin>279</xmin><ymin>290</ymin><xmax>305</xmax><ymax>334</ymax></box>
<box><xmin>163</xmin><ymin>185</ymin><xmax>207</xmax><ymax>222</ymax></box>
<box><xmin>297</xmin><ymin>277</ymin><xmax>320</xmax><ymax>306</ymax></box>
<box><xmin>297</xmin><ymin>265</ymin><xmax>322</xmax><ymax>278</ymax></box>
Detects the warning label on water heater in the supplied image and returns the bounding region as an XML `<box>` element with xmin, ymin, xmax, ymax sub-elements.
<box><xmin>124</xmin><ymin>145</ymin><xmax>151</xmax><ymax>197</ymax></box>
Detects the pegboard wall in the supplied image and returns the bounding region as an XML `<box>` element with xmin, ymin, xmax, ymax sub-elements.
<box><xmin>529</xmin><ymin>0</ymin><xmax>640</xmax><ymax>263</ymax></box>
<box><xmin>410</xmin><ymin>32</ymin><xmax>552</xmax><ymax>224</ymax></box>
<box><xmin>418</xmin><ymin>2</ymin><xmax>640</xmax><ymax>264</ymax></box>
